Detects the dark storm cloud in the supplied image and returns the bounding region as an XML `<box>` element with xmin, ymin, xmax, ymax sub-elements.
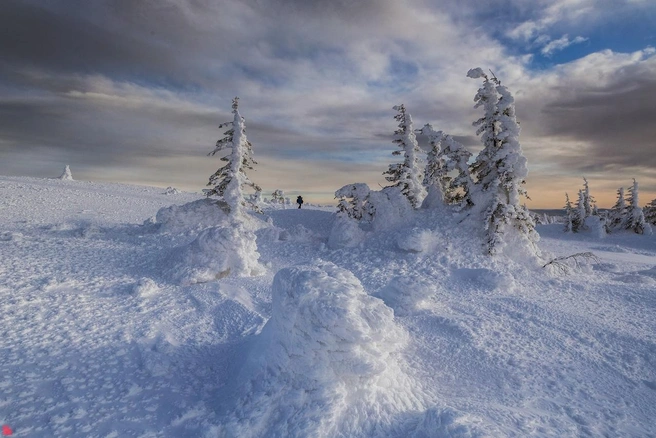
<box><xmin>541</xmin><ymin>64</ymin><xmax>656</xmax><ymax>171</ymax></box>
<box><xmin>0</xmin><ymin>1</ymin><xmax>179</xmax><ymax>82</ymax></box>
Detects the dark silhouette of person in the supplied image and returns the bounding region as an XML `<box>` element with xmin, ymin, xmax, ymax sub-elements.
<box><xmin>296</xmin><ymin>195</ymin><xmax>304</xmax><ymax>209</ymax></box>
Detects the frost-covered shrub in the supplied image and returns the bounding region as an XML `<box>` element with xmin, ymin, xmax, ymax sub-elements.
<box><xmin>222</xmin><ymin>261</ymin><xmax>418</xmax><ymax>437</ymax></box>
<box><xmin>328</xmin><ymin>217</ymin><xmax>365</xmax><ymax>249</ymax></box>
<box><xmin>335</xmin><ymin>183</ymin><xmax>371</xmax><ymax>220</ymax></box>
<box><xmin>165</xmin><ymin>223</ymin><xmax>263</xmax><ymax>284</ymax></box>
<box><xmin>163</xmin><ymin>186</ymin><xmax>180</xmax><ymax>195</ymax></box>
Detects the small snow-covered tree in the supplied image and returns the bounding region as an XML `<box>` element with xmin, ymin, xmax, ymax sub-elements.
<box><xmin>59</xmin><ymin>165</ymin><xmax>74</xmax><ymax>181</ymax></box>
<box><xmin>271</xmin><ymin>189</ymin><xmax>285</xmax><ymax>206</ymax></box>
<box><xmin>335</xmin><ymin>183</ymin><xmax>372</xmax><ymax>220</ymax></box>
<box><xmin>625</xmin><ymin>179</ymin><xmax>652</xmax><ymax>234</ymax></box>
<box><xmin>467</xmin><ymin>68</ymin><xmax>538</xmax><ymax>255</ymax></box>
<box><xmin>644</xmin><ymin>198</ymin><xmax>656</xmax><ymax>225</ymax></box>
<box><xmin>608</xmin><ymin>187</ymin><xmax>627</xmax><ymax>231</ymax></box>
<box><xmin>207</xmin><ymin>97</ymin><xmax>261</xmax><ymax>217</ymax></box>
<box><xmin>383</xmin><ymin>104</ymin><xmax>426</xmax><ymax>209</ymax></box>
<box><xmin>563</xmin><ymin>193</ymin><xmax>574</xmax><ymax>232</ymax></box>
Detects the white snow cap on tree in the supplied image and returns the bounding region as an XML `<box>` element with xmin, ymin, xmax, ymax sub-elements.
<box><xmin>383</xmin><ymin>104</ymin><xmax>426</xmax><ymax>209</ymax></box>
<box><xmin>59</xmin><ymin>165</ymin><xmax>73</xmax><ymax>181</ymax></box>
<box><xmin>467</xmin><ymin>68</ymin><xmax>539</xmax><ymax>256</ymax></box>
<box><xmin>207</xmin><ymin>97</ymin><xmax>261</xmax><ymax>217</ymax></box>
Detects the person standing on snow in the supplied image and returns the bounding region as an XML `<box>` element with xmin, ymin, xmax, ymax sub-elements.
<box><xmin>296</xmin><ymin>195</ymin><xmax>304</xmax><ymax>209</ymax></box>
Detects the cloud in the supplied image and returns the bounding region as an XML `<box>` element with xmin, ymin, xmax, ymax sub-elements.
<box><xmin>1</xmin><ymin>0</ymin><xmax>656</xmax><ymax>207</ymax></box>
<box><xmin>540</xmin><ymin>34</ymin><xmax>588</xmax><ymax>56</ymax></box>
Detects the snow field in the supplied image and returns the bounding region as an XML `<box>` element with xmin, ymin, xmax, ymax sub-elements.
<box><xmin>1</xmin><ymin>175</ymin><xmax>655</xmax><ymax>436</ymax></box>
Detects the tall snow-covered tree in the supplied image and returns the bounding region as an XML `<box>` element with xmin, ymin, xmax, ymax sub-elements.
<box><xmin>420</xmin><ymin>124</ymin><xmax>473</xmax><ymax>209</ymax></box>
<box><xmin>625</xmin><ymin>179</ymin><xmax>651</xmax><ymax>234</ymax></box>
<box><xmin>608</xmin><ymin>187</ymin><xmax>627</xmax><ymax>231</ymax></box>
<box><xmin>207</xmin><ymin>97</ymin><xmax>261</xmax><ymax>217</ymax></box>
<box><xmin>383</xmin><ymin>104</ymin><xmax>425</xmax><ymax>209</ymax></box>
<box><xmin>467</xmin><ymin>68</ymin><xmax>538</xmax><ymax>255</ymax></box>
<box><xmin>582</xmin><ymin>177</ymin><xmax>595</xmax><ymax>217</ymax></box>
<box><xmin>573</xmin><ymin>189</ymin><xmax>587</xmax><ymax>232</ymax></box>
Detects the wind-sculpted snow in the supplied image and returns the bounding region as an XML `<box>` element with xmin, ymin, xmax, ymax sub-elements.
<box><xmin>220</xmin><ymin>261</ymin><xmax>426</xmax><ymax>437</ymax></box>
<box><xmin>166</xmin><ymin>223</ymin><xmax>264</xmax><ymax>284</ymax></box>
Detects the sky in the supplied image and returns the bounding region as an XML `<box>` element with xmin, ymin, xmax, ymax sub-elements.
<box><xmin>1</xmin><ymin>0</ymin><xmax>655</xmax><ymax>208</ymax></box>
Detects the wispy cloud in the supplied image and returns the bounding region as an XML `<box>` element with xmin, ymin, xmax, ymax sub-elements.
<box><xmin>540</xmin><ymin>34</ymin><xmax>588</xmax><ymax>56</ymax></box>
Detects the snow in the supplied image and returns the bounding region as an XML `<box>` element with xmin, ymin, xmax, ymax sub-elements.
<box><xmin>1</xmin><ymin>174</ymin><xmax>655</xmax><ymax>437</ymax></box>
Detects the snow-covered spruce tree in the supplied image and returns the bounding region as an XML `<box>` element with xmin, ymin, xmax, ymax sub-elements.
<box><xmin>563</xmin><ymin>193</ymin><xmax>574</xmax><ymax>232</ymax></box>
<box><xmin>383</xmin><ymin>104</ymin><xmax>426</xmax><ymax>209</ymax></box>
<box><xmin>573</xmin><ymin>189</ymin><xmax>587</xmax><ymax>232</ymax></box>
<box><xmin>467</xmin><ymin>68</ymin><xmax>538</xmax><ymax>255</ymax></box>
<box><xmin>645</xmin><ymin>198</ymin><xmax>656</xmax><ymax>225</ymax></box>
<box><xmin>207</xmin><ymin>97</ymin><xmax>261</xmax><ymax>217</ymax></box>
<box><xmin>625</xmin><ymin>179</ymin><xmax>652</xmax><ymax>234</ymax></box>
<box><xmin>419</xmin><ymin>124</ymin><xmax>473</xmax><ymax>209</ymax></box>
<box><xmin>608</xmin><ymin>187</ymin><xmax>627</xmax><ymax>231</ymax></box>
<box><xmin>582</xmin><ymin>177</ymin><xmax>595</xmax><ymax>217</ymax></box>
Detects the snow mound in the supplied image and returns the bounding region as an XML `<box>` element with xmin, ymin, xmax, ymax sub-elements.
<box><xmin>58</xmin><ymin>165</ymin><xmax>74</xmax><ymax>180</ymax></box>
<box><xmin>222</xmin><ymin>261</ymin><xmax>424</xmax><ymax>437</ymax></box>
<box><xmin>132</xmin><ymin>277</ymin><xmax>160</xmax><ymax>297</ymax></box>
<box><xmin>165</xmin><ymin>223</ymin><xmax>263</xmax><ymax>284</ymax></box>
<box><xmin>375</xmin><ymin>276</ymin><xmax>437</xmax><ymax>316</ymax></box>
<box><xmin>396</xmin><ymin>227</ymin><xmax>441</xmax><ymax>253</ymax></box>
<box><xmin>328</xmin><ymin>217</ymin><xmax>365</xmax><ymax>249</ymax></box>
<box><xmin>152</xmin><ymin>198</ymin><xmax>230</xmax><ymax>234</ymax></box>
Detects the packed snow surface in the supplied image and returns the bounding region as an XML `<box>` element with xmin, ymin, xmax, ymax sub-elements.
<box><xmin>1</xmin><ymin>175</ymin><xmax>655</xmax><ymax>437</ymax></box>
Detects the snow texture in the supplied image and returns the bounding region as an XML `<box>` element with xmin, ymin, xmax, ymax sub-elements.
<box><xmin>1</xmin><ymin>175</ymin><xmax>655</xmax><ymax>437</ymax></box>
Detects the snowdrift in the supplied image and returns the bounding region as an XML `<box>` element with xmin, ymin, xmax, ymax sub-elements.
<box><xmin>221</xmin><ymin>261</ymin><xmax>424</xmax><ymax>437</ymax></box>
